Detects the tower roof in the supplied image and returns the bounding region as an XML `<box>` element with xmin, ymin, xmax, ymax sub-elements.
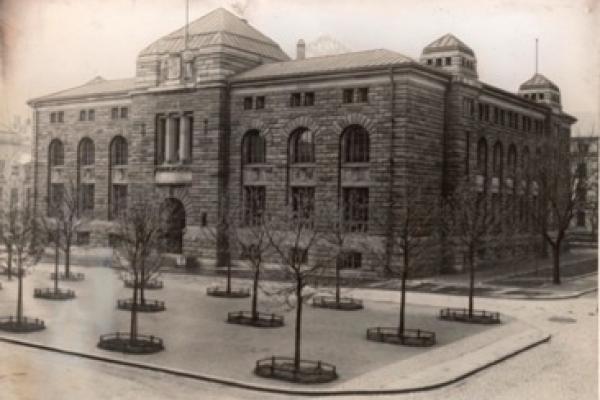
<box><xmin>423</xmin><ymin>33</ymin><xmax>474</xmax><ymax>56</ymax></box>
<box><xmin>519</xmin><ymin>73</ymin><xmax>560</xmax><ymax>92</ymax></box>
<box><xmin>139</xmin><ymin>7</ymin><xmax>289</xmax><ymax>61</ymax></box>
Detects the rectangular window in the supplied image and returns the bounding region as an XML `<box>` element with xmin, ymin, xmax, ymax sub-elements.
<box><xmin>484</xmin><ymin>104</ymin><xmax>490</xmax><ymax>121</ymax></box>
<box><xmin>49</xmin><ymin>183</ymin><xmax>64</xmax><ymax>216</ymax></box>
<box><xmin>80</xmin><ymin>184</ymin><xmax>95</xmax><ymax>214</ymax></box>
<box><xmin>435</xmin><ymin>58</ymin><xmax>442</xmax><ymax>66</ymax></box>
<box><xmin>111</xmin><ymin>107</ymin><xmax>119</xmax><ymax>120</ymax></box>
<box><xmin>79</xmin><ymin>110</ymin><xmax>86</xmax><ymax>121</ymax></box>
<box><xmin>255</xmin><ymin>96</ymin><xmax>265</xmax><ymax>109</ymax></box>
<box><xmin>493</xmin><ymin>107</ymin><xmax>499</xmax><ymax>124</ymax></box>
<box><xmin>57</xmin><ymin>111</ymin><xmax>64</xmax><ymax>123</ymax></box>
<box><xmin>88</xmin><ymin>109</ymin><xmax>95</xmax><ymax>121</ymax></box>
<box><xmin>337</xmin><ymin>251</ymin><xmax>362</xmax><ymax>269</ymax></box>
<box><xmin>76</xmin><ymin>232</ymin><xmax>90</xmax><ymax>246</ymax></box>
<box><xmin>463</xmin><ymin>98</ymin><xmax>474</xmax><ymax>117</ymax></box>
<box><xmin>111</xmin><ymin>184</ymin><xmax>127</xmax><ymax>220</ymax></box>
<box><xmin>0</xmin><ymin>160</ymin><xmax>5</xmax><ymax>173</ymax></box>
<box><xmin>243</xmin><ymin>97</ymin><xmax>253</xmax><ymax>110</ymax></box>
<box><xmin>50</xmin><ymin>112</ymin><xmax>56</xmax><ymax>123</ymax></box>
<box><xmin>478</xmin><ymin>103</ymin><xmax>484</xmax><ymax>120</ymax></box>
<box><xmin>156</xmin><ymin>116</ymin><xmax>166</xmax><ymax>164</ymax></box>
<box><xmin>291</xmin><ymin>187</ymin><xmax>315</xmax><ymax>228</ymax></box>
<box><xmin>465</xmin><ymin>131</ymin><xmax>470</xmax><ymax>175</ymax></box>
<box><xmin>303</xmin><ymin>92</ymin><xmax>315</xmax><ymax>106</ymax></box>
<box><xmin>445</xmin><ymin>57</ymin><xmax>451</xmax><ymax>65</ymax></box>
<box><xmin>120</xmin><ymin>107</ymin><xmax>128</xmax><ymax>119</ymax></box>
<box><xmin>343</xmin><ymin>88</ymin><xmax>354</xmax><ymax>104</ymax></box>
<box><xmin>342</xmin><ymin>187</ymin><xmax>369</xmax><ymax>232</ymax></box>
<box><xmin>289</xmin><ymin>247</ymin><xmax>308</xmax><ymax>265</ymax></box>
<box><xmin>243</xmin><ymin>186</ymin><xmax>265</xmax><ymax>226</ymax></box>
<box><xmin>290</xmin><ymin>93</ymin><xmax>301</xmax><ymax>107</ymax></box>
<box><xmin>427</xmin><ymin>59</ymin><xmax>433</xmax><ymax>65</ymax></box>
<box><xmin>10</xmin><ymin>188</ymin><xmax>18</xmax><ymax>207</ymax></box>
<box><xmin>357</xmin><ymin>87</ymin><xmax>369</xmax><ymax>103</ymax></box>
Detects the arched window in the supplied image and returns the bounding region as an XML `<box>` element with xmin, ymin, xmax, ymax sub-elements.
<box><xmin>342</xmin><ymin>125</ymin><xmax>369</xmax><ymax>163</ymax></box>
<box><xmin>242</xmin><ymin>130</ymin><xmax>265</xmax><ymax>165</ymax></box>
<box><xmin>78</xmin><ymin>138</ymin><xmax>95</xmax><ymax>166</ymax></box>
<box><xmin>289</xmin><ymin>128</ymin><xmax>314</xmax><ymax>163</ymax></box>
<box><xmin>507</xmin><ymin>144</ymin><xmax>517</xmax><ymax>176</ymax></box>
<box><xmin>493</xmin><ymin>141</ymin><xmax>503</xmax><ymax>177</ymax></box>
<box><xmin>110</xmin><ymin>136</ymin><xmax>128</xmax><ymax>166</ymax></box>
<box><xmin>49</xmin><ymin>139</ymin><xmax>64</xmax><ymax>166</ymax></box>
<box><xmin>521</xmin><ymin>146</ymin><xmax>530</xmax><ymax>178</ymax></box>
<box><xmin>476</xmin><ymin>137</ymin><xmax>487</xmax><ymax>175</ymax></box>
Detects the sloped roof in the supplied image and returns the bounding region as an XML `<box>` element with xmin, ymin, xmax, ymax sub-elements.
<box><xmin>519</xmin><ymin>73</ymin><xmax>560</xmax><ymax>92</ymax></box>
<box><xmin>29</xmin><ymin>76</ymin><xmax>136</xmax><ymax>104</ymax></box>
<box><xmin>232</xmin><ymin>49</ymin><xmax>413</xmax><ymax>82</ymax></box>
<box><xmin>423</xmin><ymin>33</ymin><xmax>474</xmax><ymax>57</ymax></box>
<box><xmin>139</xmin><ymin>7</ymin><xmax>289</xmax><ymax>61</ymax></box>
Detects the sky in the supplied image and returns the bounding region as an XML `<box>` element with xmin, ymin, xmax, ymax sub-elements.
<box><xmin>1</xmin><ymin>0</ymin><xmax>599</xmax><ymax>135</ymax></box>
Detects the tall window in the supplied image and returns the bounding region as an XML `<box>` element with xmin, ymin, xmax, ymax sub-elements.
<box><xmin>242</xmin><ymin>130</ymin><xmax>265</xmax><ymax>164</ymax></box>
<box><xmin>111</xmin><ymin>184</ymin><xmax>127</xmax><ymax>219</ymax></box>
<box><xmin>337</xmin><ymin>251</ymin><xmax>362</xmax><ymax>269</ymax></box>
<box><xmin>343</xmin><ymin>188</ymin><xmax>369</xmax><ymax>232</ymax></box>
<box><xmin>243</xmin><ymin>186</ymin><xmax>265</xmax><ymax>226</ymax></box>
<box><xmin>49</xmin><ymin>139</ymin><xmax>64</xmax><ymax>166</ymax></box>
<box><xmin>289</xmin><ymin>128</ymin><xmax>314</xmax><ymax>163</ymax></box>
<box><xmin>477</xmin><ymin>138</ymin><xmax>488</xmax><ymax>175</ymax></box>
<box><xmin>78</xmin><ymin>138</ymin><xmax>95</xmax><ymax>166</ymax></box>
<box><xmin>291</xmin><ymin>187</ymin><xmax>314</xmax><ymax>227</ymax></box>
<box><xmin>155</xmin><ymin>113</ymin><xmax>193</xmax><ymax>164</ymax></box>
<box><xmin>521</xmin><ymin>147</ymin><xmax>530</xmax><ymax>178</ymax></box>
<box><xmin>80</xmin><ymin>184</ymin><xmax>95</xmax><ymax>214</ymax></box>
<box><xmin>492</xmin><ymin>141</ymin><xmax>503</xmax><ymax>177</ymax></box>
<box><xmin>507</xmin><ymin>144</ymin><xmax>517</xmax><ymax>177</ymax></box>
<box><xmin>342</xmin><ymin>125</ymin><xmax>369</xmax><ymax>163</ymax></box>
<box><xmin>110</xmin><ymin>136</ymin><xmax>128</xmax><ymax>166</ymax></box>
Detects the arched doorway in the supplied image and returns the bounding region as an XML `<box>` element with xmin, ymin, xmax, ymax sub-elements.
<box><xmin>160</xmin><ymin>198</ymin><xmax>186</xmax><ymax>254</ymax></box>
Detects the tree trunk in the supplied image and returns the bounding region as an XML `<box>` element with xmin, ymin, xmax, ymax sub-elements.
<box><xmin>16</xmin><ymin>253</ymin><xmax>23</xmax><ymax>324</ymax></box>
<box><xmin>226</xmin><ymin>259</ymin><xmax>232</xmax><ymax>294</ymax></box>
<box><xmin>251</xmin><ymin>265</ymin><xmax>260</xmax><ymax>320</ymax></box>
<box><xmin>468</xmin><ymin>250</ymin><xmax>475</xmax><ymax>318</ymax></box>
<box><xmin>294</xmin><ymin>279</ymin><xmax>303</xmax><ymax>371</ymax></box>
<box><xmin>54</xmin><ymin>238</ymin><xmax>60</xmax><ymax>292</ymax></box>
<box><xmin>399</xmin><ymin>269</ymin><xmax>407</xmax><ymax>337</ymax></box>
<box><xmin>65</xmin><ymin>241</ymin><xmax>71</xmax><ymax>277</ymax></box>
<box><xmin>6</xmin><ymin>246</ymin><xmax>12</xmax><ymax>281</ymax></box>
<box><xmin>335</xmin><ymin>260</ymin><xmax>341</xmax><ymax>305</ymax></box>
<box><xmin>552</xmin><ymin>242</ymin><xmax>562</xmax><ymax>285</ymax></box>
<box><xmin>130</xmin><ymin>279</ymin><xmax>139</xmax><ymax>344</ymax></box>
<box><xmin>140</xmin><ymin>268</ymin><xmax>146</xmax><ymax>306</ymax></box>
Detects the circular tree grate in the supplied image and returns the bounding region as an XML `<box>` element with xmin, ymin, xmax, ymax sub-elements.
<box><xmin>34</xmin><ymin>287</ymin><xmax>76</xmax><ymax>300</ymax></box>
<box><xmin>0</xmin><ymin>316</ymin><xmax>45</xmax><ymax>333</ymax></box>
<box><xmin>366</xmin><ymin>327</ymin><xmax>436</xmax><ymax>347</ymax></box>
<box><xmin>117</xmin><ymin>299</ymin><xmax>166</xmax><ymax>312</ymax></box>
<box><xmin>97</xmin><ymin>332</ymin><xmax>164</xmax><ymax>354</ymax></box>
<box><xmin>50</xmin><ymin>272</ymin><xmax>85</xmax><ymax>282</ymax></box>
<box><xmin>255</xmin><ymin>356</ymin><xmax>338</xmax><ymax>383</ymax></box>
<box><xmin>311</xmin><ymin>295</ymin><xmax>363</xmax><ymax>311</ymax></box>
<box><xmin>227</xmin><ymin>311</ymin><xmax>284</xmax><ymax>328</ymax></box>
<box><xmin>206</xmin><ymin>286</ymin><xmax>250</xmax><ymax>298</ymax></box>
<box><xmin>439</xmin><ymin>308</ymin><xmax>501</xmax><ymax>324</ymax></box>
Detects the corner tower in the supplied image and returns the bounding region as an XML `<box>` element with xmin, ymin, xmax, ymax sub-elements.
<box><xmin>420</xmin><ymin>33</ymin><xmax>478</xmax><ymax>79</ymax></box>
<box><xmin>518</xmin><ymin>73</ymin><xmax>561</xmax><ymax>111</ymax></box>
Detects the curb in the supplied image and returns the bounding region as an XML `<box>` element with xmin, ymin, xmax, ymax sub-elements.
<box><xmin>0</xmin><ymin>332</ymin><xmax>550</xmax><ymax>396</ymax></box>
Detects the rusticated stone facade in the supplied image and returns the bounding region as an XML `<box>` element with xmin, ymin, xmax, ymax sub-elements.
<box><xmin>28</xmin><ymin>8</ymin><xmax>576</xmax><ymax>276</ymax></box>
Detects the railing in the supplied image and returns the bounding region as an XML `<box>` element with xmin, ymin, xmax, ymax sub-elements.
<box><xmin>98</xmin><ymin>332</ymin><xmax>163</xmax><ymax>346</ymax></box>
<box><xmin>34</xmin><ymin>288</ymin><xmax>75</xmax><ymax>298</ymax></box>
<box><xmin>0</xmin><ymin>316</ymin><xmax>45</xmax><ymax>327</ymax></box>
<box><xmin>227</xmin><ymin>311</ymin><xmax>283</xmax><ymax>325</ymax></box>
<box><xmin>255</xmin><ymin>356</ymin><xmax>337</xmax><ymax>381</ymax></box>
<box><xmin>439</xmin><ymin>307</ymin><xmax>500</xmax><ymax>322</ymax></box>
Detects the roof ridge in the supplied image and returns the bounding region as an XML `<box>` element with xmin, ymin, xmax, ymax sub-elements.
<box><xmin>273</xmin><ymin>48</ymin><xmax>398</xmax><ymax>63</ymax></box>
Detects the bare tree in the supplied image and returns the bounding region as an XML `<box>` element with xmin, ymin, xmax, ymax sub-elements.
<box><xmin>531</xmin><ymin>146</ymin><xmax>585</xmax><ymax>284</ymax></box>
<box><xmin>265</xmin><ymin>189</ymin><xmax>326</xmax><ymax>370</ymax></box>
<box><xmin>0</xmin><ymin>200</ymin><xmax>45</xmax><ymax>328</ymax></box>
<box><xmin>442</xmin><ymin>179</ymin><xmax>505</xmax><ymax>318</ymax></box>
<box><xmin>112</xmin><ymin>198</ymin><xmax>165</xmax><ymax>344</ymax></box>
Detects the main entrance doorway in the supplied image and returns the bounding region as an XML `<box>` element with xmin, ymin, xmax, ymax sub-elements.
<box><xmin>160</xmin><ymin>198</ymin><xmax>186</xmax><ymax>254</ymax></box>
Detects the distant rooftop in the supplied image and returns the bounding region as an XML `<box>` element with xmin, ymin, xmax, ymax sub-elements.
<box><xmin>519</xmin><ymin>73</ymin><xmax>560</xmax><ymax>92</ymax></box>
<box><xmin>423</xmin><ymin>33</ymin><xmax>475</xmax><ymax>56</ymax></box>
<box><xmin>139</xmin><ymin>7</ymin><xmax>289</xmax><ymax>61</ymax></box>
<box><xmin>29</xmin><ymin>76</ymin><xmax>136</xmax><ymax>104</ymax></box>
<box><xmin>232</xmin><ymin>49</ymin><xmax>413</xmax><ymax>81</ymax></box>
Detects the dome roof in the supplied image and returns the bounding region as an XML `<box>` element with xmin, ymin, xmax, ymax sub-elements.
<box><xmin>422</xmin><ymin>33</ymin><xmax>474</xmax><ymax>56</ymax></box>
<box><xmin>519</xmin><ymin>73</ymin><xmax>559</xmax><ymax>92</ymax></box>
<box><xmin>139</xmin><ymin>8</ymin><xmax>289</xmax><ymax>61</ymax></box>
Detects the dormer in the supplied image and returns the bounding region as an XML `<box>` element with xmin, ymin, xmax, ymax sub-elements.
<box><xmin>518</xmin><ymin>73</ymin><xmax>561</xmax><ymax>111</ymax></box>
<box><xmin>420</xmin><ymin>33</ymin><xmax>478</xmax><ymax>79</ymax></box>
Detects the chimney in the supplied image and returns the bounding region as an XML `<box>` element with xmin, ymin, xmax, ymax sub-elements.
<box><xmin>296</xmin><ymin>39</ymin><xmax>306</xmax><ymax>60</ymax></box>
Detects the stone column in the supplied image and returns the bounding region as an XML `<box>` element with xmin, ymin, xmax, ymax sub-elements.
<box><xmin>179</xmin><ymin>116</ymin><xmax>190</xmax><ymax>162</ymax></box>
<box><xmin>166</xmin><ymin>116</ymin><xmax>176</xmax><ymax>163</ymax></box>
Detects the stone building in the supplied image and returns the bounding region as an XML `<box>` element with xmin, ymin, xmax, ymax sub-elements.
<box><xmin>28</xmin><ymin>8</ymin><xmax>576</xmax><ymax>275</ymax></box>
<box><xmin>0</xmin><ymin>125</ymin><xmax>31</xmax><ymax>208</ymax></box>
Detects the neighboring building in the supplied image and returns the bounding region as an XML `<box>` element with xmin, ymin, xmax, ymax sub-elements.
<box><xmin>0</xmin><ymin>127</ymin><xmax>30</xmax><ymax>207</ymax></box>
<box><xmin>27</xmin><ymin>8</ymin><xmax>576</xmax><ymax>275</ymax></box>
<box><xmin>569</xmin><ymin>136</ymin><xmax>599</xmax><ymax>247</ymax></box>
